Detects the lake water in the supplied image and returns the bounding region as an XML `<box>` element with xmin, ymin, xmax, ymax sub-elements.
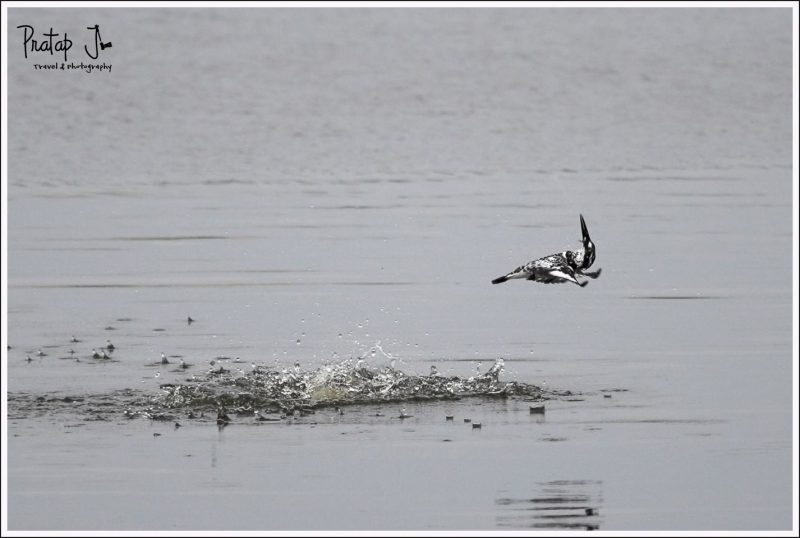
<box><xmin>4</xmin><ymin>7</ymin><xmax>796</xmax><ymax>532</ymax></box>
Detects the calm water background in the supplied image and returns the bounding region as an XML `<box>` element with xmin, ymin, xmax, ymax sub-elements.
<box><xmin>4</xmin><ymin>8</ymin><xmax>795</xmax><ymax>531</ymax></box>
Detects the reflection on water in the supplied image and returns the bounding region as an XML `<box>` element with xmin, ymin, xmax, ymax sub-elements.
<box><xmin>496</xmin><ymin>480</ymin><xmax>603</xmax><ymax>530</ymax></box>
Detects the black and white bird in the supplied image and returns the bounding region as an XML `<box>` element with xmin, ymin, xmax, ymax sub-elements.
<box><xmin>491</xmin><ymin>214</ymin><xmax>602</xmax><ymax>287</ymax></box>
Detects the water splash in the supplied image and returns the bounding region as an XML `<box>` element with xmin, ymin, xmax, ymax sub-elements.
<box><xmin>150</xmin><ymin>357</ymin><xmax>545</xmax><ymax>416</ymax></box>
<box><xmin>8</xmin><ymin>357</ymin><xmax>570</xmax><ymax>424</ymax></box>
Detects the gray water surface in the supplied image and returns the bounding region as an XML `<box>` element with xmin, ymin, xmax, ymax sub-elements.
<box><xmin>4</xmin><ymin>7</ymin><xmax>795</xmax><ymax>531</ymax></box>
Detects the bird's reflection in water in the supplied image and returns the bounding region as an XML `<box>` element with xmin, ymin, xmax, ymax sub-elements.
<box><xmin>496</xmin><ymin>480</ymin><xmax>603</xmax><ymax>530</ymax></box>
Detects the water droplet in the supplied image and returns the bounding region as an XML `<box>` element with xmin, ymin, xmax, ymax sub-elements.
<box><xmin>338</xmin><ymin>333</ymin><xmax>342</xmax><ymax>339</ymax></box>
<box><xmin>357</xmin><ymin>324</ymin><xmax>363</xmax><ymax>329</ymax></box>
<box><xmin>370</xmin><ymin>349</ymin><xmax>376</xmax><ymax>357</ymax></box>
<box><xmin>155</xmin><ymin>372</ymin><xmax>160</xmax><ymax>378</ymax></box>
<box><xmin>296</xmin><ymin>338</ymin><xmax>301</xmax><ymax>345</ymax></box>
<box><xmin>301</xmin><ymin>318</ymin><xmax>305</xmax><ymax>323</ymax></box>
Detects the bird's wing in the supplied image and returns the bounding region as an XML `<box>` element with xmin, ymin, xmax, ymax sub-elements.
<box><xmin>526</xmin><ymin>261</ymin><xmax>580</xmax><ymax>284</ymax></box>
<box><xmin>529</xmin><ymin>253</ymin><xmax>567</xmax><ymax>270</ymax></box>
<box><xmin>544</xmin><ymin>268</ymin><xmax>580</xmax><ymax>285</ymax></box>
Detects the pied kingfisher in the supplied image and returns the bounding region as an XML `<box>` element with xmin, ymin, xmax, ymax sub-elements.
<box><xmin>491</xmin><ymin>214</ymin><xmax>601</xmax><ymax>287</ymax></box>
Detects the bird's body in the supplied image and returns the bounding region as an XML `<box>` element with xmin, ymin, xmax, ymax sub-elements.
<box><xmin>492</xmin><ymin>214</ymin><xmax>601</xmax><ymax>287</ymax></box>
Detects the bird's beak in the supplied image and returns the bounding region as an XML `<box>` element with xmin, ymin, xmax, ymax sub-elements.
<box><xmin>580</xmin><ymin>214</ymin><xmax>591</xmax><ymax>242</ymax></box>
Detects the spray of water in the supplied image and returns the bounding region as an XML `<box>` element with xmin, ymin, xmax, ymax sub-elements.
<box><xmin>142</xmin><ymin>355</ymin><xmax>550</xmax><ymax>418</ymax></box>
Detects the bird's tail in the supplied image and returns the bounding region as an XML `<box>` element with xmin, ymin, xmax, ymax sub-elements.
<box><xmin>491</xmin><ymin>275</ymin><xmax>509</xmax><ymax>285</ymax></box>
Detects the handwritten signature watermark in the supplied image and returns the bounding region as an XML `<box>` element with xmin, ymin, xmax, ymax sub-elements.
<box><xmin>16</xmin><ymin>24</ymin><xmax>113</xmax><ymax>73</ymax></box>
